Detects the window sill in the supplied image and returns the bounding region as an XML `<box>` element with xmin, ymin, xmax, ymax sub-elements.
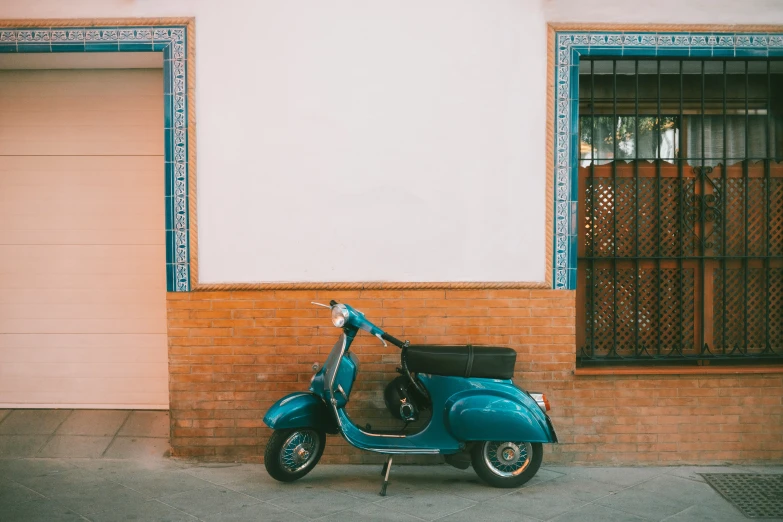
<box><xmin>574</xmin><ymin>365</ymin><xmax>783</xmax><ymax>376</ymax></box>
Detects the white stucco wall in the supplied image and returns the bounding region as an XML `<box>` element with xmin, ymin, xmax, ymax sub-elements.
<box><xmin>2</xmin><ymin>0</ymin><xmax>782</xmax><ymax>283</ymax></box>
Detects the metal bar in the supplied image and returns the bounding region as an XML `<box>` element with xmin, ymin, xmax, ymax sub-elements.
<box><xmin>578</xmin><ymin>354</ymin><xmax>783</xmax><ymax>366</ymax></box>
<box><xmin>678</xmin><ymin>60</ymin><xmax>685</xmax><ymax>355</ymax></box>
<box><xmin>699</xmin><ymin>60</ymin><xmax>706</xmax><ymax>354</ymax></box>
<box><xmin>590</xmin><ymin>59</ymin><xmax>596</xmax><ymax>358</ymax></box>
<box><xmin>578</xmin><ymin>255</ymin><xmax>783</xmax><ymax>261</ymax></box>
<box><xmin>634</xmin><ymin>60</ymin><xmax>640</xmax><ymax>356</ymax></box>
<box><xmin>743</xmin><ymin>61</ymin><xmax>750</xmax><ymax>353</ymax></box>
<box><xmin>765</xmin><ymin>60</ymin><xmax>772</xmax><ymax>351</ymax></box>
<box><xmin>721</xmin><ymin>60</ymin><xmax>728</xmax><ymax>353</ymax></box>
<box><xmin>656</xmin><ymin>59</ymin><xmax>662</xmax><ymax>356</ymax></box>
<box><xmin>612</xmin><ymin>59</ymin><xmax>618</xmax><ymax>356</ymax></box>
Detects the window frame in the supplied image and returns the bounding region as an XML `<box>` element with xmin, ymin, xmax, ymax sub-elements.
<box><xmin>551</xmin><ymin>29</ymin><xmax>783</xmax><ymax>290</ymax></box>
<box><xmin>552</xmin><ymin>31</ymin><xmax>783</xmax><ymax>367</ymax></box>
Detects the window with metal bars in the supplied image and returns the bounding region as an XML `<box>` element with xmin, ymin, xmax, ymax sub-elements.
<box><xmin>576</xmin><ymin>58</ymin><xmax>783</xmax><ymax>366</ymax></box>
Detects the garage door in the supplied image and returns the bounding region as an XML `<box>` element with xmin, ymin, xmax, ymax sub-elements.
<box><xmin>0</xmin><ymin>68</ymin><xmax>167</xmax><ymax>408</ymax></box>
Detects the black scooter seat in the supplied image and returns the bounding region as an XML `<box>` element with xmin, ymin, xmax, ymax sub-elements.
<box><xmin>405</xmin><ymin>345</ymin><xmax>516</xmax><ymax>380</ymax></box>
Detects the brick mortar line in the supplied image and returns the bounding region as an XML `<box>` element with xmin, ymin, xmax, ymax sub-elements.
<box><xmin>100</xmin><ymin>410</ymin><xmax>133</xmax><ymax>458</ymax></box>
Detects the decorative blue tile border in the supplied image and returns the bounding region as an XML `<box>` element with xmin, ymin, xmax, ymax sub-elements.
<box><xmin>0</xmin><ymin>25</ymin><xmax>190</xmax><ymax>291</ymax></box>
<box><xmin>553</xmin><ymin>30</ymin><xmax>783</xmax><ymax>290</ymax></box>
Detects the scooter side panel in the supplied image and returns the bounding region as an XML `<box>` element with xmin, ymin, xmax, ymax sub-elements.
<box><xmin>446</xmin><ymin>388</ymin><xmax>557</xmax><ymax>443</ymax></box>
<box><xmin>263</xmin><ymin>392</ymin><xmax>338</xmax><ymax>434</ymax></box>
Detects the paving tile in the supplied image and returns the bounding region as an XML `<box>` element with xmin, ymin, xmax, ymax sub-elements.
<box><xmin>0</xmin><ymin>498</ymin><xmax>85</xmax><ymax>522</ymax></box>
<box><xmin>72</xmin><ymin>456</ymin><xmax>189</xmax><ymax>476</ymax></box>
<box><xmin>37</xmin><ymin>436</ymin><xmax>113</xmax><ymax>458</ymax></box>
<box><xmin>17</xmin><ymin>466</ymin><xmax>106</xmax><ymax>496</ymax></box>
<box><xmin>113</xmin><ymin>469</ymin><xmax>215</xmax><ymax>499</ymax></box>
<box><xmin>524</xmin><ymin>466</ymin><xmax>567</xmax><ymax>486</ymax></box>
<box><xmin>0</xmin><ymin>457</ymin><xmax>76</xmax><ymax>480</ymax></box>
<box><xmin>102</xmin><ymin>436</ymin><xmax>170</xmax><ymax>459</ymax></box>
<box><xmin>564</xmin><ymin>466</ymin><xmax>667</xmax><ymax>487</ymax></box>
<box><xmin>662</xmin><ymin>466</ymin><xmax>745</xmax><ymax>484</ymax></box>
<box><xmin>223</xmin><ymin>474</ymin><xmax>304</xmax><ymax>501</ymax></box>
<box><xmin>55</xmin><ymin>410</ymin><xmax>129</xmax><ymax>437</ymax></box>
<box><xmin>630</xmin><ymin>474</ymin><xmax>723</xmax><ymax>505</ymax></box>
<box><xmin>734</xmin><ymin>465</ymin><xmax>783</xmax><ymax>475</ymax></box>
<box><xmin>660</xmin><ymin>503</ymin><xmax>748</xmax><ymax>522</ymax></box>
<box><xmin>434</xmin><ymin>502</ymin><xmax>542</xmax><ymax>522</ymax></box>
<box><xmin>493</xmin><ymin>487</ymin><xmax>589</xmax><ymax>520</ymax></box>
<box><xmin>88</xmin><ymin>500</ymin><xmax>199</xmax><ymax>522</ymax></box>
<box><xmin>520</xmin><ymin>472</ymin><xmax>626</xmax><ymax>502</ymax></box>
<box><xmin>322</xmin><ymin>503</ymin><xmax>430</xmax><ymax>522</ymax></box>
<box><xmin>325</xmin><ymin>474</ymin><xmax>406</xmax><ymax>501</ymax></box>
<box><xmin>425</xmin><ymin>472</ymin><xmax>520</xmax><ymax>502</ymax></box>
<box><xmin>376</xmin><ymin>486</ymin><xmax>477</xmax><ymax>521</ymax></box>
<box><xmin>550</xmin><ymin>502</ymin><xmax>651</xmax><ymax>522</ymax></box>
<box><xmin>201</xmin><ymin>501</ymin><xmax>309</xmax><ymax>522</ymax></box>
<box><xmin>388</xmin><ymin>467</ymin><xmax>479</xmax><ymax>493</ymax></box>
<box><xmin>184</xmin><ymin>462</ymin><xmax>266</xmax><ymax>485</ymax></box>
<box><xmin>0</xmin><ymin>410</ymin><xmax>10</xmax><ymax>424</ymax></box>
<box><xmin>0</xmin><ymin>435</ymin><xmax>49</xmax><ymax>457</ymax></box>
<box><xmin>158</xmin><ymin>486</ymin><xmax>261</xmax><ymax>518</ymax></box>
<box><xmin>0</xmin><ymin>478</ymin><xmax>46</xmax><ymax>506</ymax></box>
<box><xmin>117</xmin><ymin>410</ymin><xmax>170</xmax><ymax>438</ymax></box>
<box><xmin>46</xmin><ymin>480</ymin><xmax>149</xmax><ymax>515</ymax></box>
<box><xmin>266</xmin><ymin>485</ymin><xmax>367</xmax><ymax>518</ymax></box>
<box><xmin>0</xmin><ymin>410</ymin><xmax>72</xmax><ymax>435</ymax></box>
<box><xmin>304</xmin><ymin>465</ymin><xmax>425</xmax><ymax>501</ymax></box>
<box><xmin>594</xmin><ymin>486</ymin><xmax>696</xmax><ymax>521</ymax></box>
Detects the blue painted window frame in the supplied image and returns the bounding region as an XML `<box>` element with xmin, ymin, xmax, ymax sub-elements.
<box><xmin>0</xmin><ymin>26</ymin><xmax>190</xmax><ymax>291</ymax></box>
<box><xmin>553</xmin><ymin>31</ymin><xmax>783</xmax><ymax>290</ymax></box>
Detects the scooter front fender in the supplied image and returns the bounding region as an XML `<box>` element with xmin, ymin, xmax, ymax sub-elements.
<box><xmin>263</xmin><ymin>392</ymin><xmax>338</xmax><ymax>434</ymax></box>
<box><xmin>446</xmin><ymin>389</ymin><xmax>557</xmax><ymax>443</ymax></box>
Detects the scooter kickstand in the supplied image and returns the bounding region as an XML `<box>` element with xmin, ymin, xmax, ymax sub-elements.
<box><xmin>379</xmin><ymin>456</ymin><xmax>393</xmax><ymax>496</ymax></box>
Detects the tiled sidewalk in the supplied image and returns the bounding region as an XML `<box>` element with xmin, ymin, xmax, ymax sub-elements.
<box><xmin>0</xmin><ymin>410</ymin><xmax>781</xmax><ymax>521</ymax></box>
<box><xmin>2</xmin><ymin>458</ymin><xmax>781</xmax><ymax>521</ymax></box>
<box><xmin>0</xmin><ymin>409</ymin><xmax>170</xmax><ymax>460</ymax></box>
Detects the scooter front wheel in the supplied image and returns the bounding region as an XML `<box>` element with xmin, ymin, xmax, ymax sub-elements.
<box><xmin>264</xmin><ymin>428</ymin><xmax>326</xmax><ymax>482</ymax></box>
<box><xmin>471</xmin><ymin>441</ymin><xmax>543</xmax><ymax>488</ymax></box>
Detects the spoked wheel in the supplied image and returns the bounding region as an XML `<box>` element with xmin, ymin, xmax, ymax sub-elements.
<box><xmin>471</xmin><ymin>441</ymin><xmax>543</xmax><ymax>488</ymax></box>
<box><xmin>264</xmin><ymin>428</ymin><xmax>325</xmax><ymax>482</ymax></box>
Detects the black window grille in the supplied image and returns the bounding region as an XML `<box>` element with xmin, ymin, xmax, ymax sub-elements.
<box><xmin>577</xmin><ymin>59</ymin><xmax>783</xmax><ymax>366</ymax></box>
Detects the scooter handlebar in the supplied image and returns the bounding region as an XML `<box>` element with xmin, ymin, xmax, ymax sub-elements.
<box><xmin>381</xmin><ymin>332</ymin><xmax>407</xmax><ymax>349</ymax></box>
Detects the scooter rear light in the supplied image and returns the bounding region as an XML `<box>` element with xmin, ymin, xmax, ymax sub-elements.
<box><xmin>529</xmin><ymin>392</ymin><xmax>551</xmax><ymax>412</ymax></box>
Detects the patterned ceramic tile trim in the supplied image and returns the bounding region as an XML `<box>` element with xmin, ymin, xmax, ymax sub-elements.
<box><xmin>0</xmin><ymin>25</ymin><xmax>190</xmax><ymax>291</ymax></box>
<box><xmin>553</xmin><ymin>30</ymin><xmax>783</xmax><ymax>290</ymax></box>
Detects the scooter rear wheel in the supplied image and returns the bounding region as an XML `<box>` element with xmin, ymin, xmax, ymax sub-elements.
<box><xmin>265</xmin><ymin>428</ymin><xmax>326</xmax><ymax>482</ymax></box>
<box><xmin>471</xmin><ymin>441</ymin><xmax>543</xmax><ymax>488</ymax></box>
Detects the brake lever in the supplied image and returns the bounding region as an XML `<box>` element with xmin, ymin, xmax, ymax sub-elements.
<box><xmin>375</xmin><ymin>333</ymin><xmax>388</xmax><ymax>347</ymax></box>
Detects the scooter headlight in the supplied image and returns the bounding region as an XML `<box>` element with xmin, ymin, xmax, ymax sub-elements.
<box><xmin>331</xmin><ymin>304</ymin><xmax>349</xmax><ymax>328</ymax></box>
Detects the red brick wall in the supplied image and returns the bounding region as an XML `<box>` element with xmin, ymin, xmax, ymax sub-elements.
<box><xmin>167</xmin><ymin>290</ymin><xmax>783</xmax><ymax>464</ymax></box>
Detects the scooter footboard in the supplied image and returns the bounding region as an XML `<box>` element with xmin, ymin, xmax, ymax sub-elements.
<box><xmin>263</xmin><ymin>392</ymin><xmax>338</xmax><ymax>434</ymax></box>
<box><xmin>446</xmin><ymin>391</ymin><xmax>557</xmax><ymax>443</ymax></box>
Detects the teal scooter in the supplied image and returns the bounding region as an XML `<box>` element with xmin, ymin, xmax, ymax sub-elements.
<box><xmin>263</xmin><ymin>301</ymin><xmax>557</xmax><ymax>495</ymax></box>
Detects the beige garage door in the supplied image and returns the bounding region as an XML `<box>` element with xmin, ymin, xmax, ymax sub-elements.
<box><xmin>0</xmin><ymin>69</ymin><xmax>168</xmax><ymax>408</ymax></box>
